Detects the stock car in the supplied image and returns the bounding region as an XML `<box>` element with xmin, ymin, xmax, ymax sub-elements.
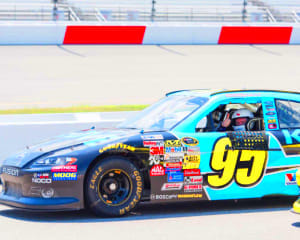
<box><xmin>292</xmin><ymin>169</ymin><xmax>300</xmax><ymax>214</ymax></box>
<box><xmin>0</xmin><ymin>89</ymin><xmax>300</xmax><ymax>217</ymax></box>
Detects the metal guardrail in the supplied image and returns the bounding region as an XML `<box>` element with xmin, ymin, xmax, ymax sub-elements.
<box><xmin>0</xmin><ymin>2</ymin><xmax>299</xmax><ymax>22</ymax></box>
<box><xmin>0</xmin><ymin>3</ymin><xmax>79</xmax><ymax>21</ymax></box>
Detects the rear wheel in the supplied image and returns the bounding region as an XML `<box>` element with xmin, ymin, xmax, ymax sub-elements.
<box><xmin>85</xmin><ymin>156</ymin><xmax>143</xmax><ymax>217</ymax></box>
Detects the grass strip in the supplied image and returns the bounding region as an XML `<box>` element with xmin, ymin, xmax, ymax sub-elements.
<box><xmin>0</xmin><ymin>105</ymin><xmax>149</xmax><ymax>115</ymax></box>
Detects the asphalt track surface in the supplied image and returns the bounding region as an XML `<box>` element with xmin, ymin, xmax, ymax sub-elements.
<box><xmin>0</xmin><ymin>45</ymin><xmax>300</xmax><ymax>109</ymax></box>
<box><xmin>0</xmin><ymin>198</ymin><xmax>299</xmax><ymax>240</ymax></box>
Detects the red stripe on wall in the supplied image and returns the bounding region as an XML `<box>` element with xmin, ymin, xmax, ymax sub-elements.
<box><xmin>63</xmin><ymin>26</ymin><xmax>146</xmax><ymax>44</ymax></box>
<box><xmin>218</xmin><ymin>26</ymin><xmax>293</xmax><ymax>44</ymax></box>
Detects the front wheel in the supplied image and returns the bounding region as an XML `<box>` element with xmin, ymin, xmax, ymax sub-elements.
<box><xmin>85</xmin><ymin>156</ymin><xmax>143</xmax><ymax>217</ymax></box>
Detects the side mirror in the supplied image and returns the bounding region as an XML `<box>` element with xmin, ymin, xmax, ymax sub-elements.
<box><xmin>196</xmin><ymin>116</ymin><xmax>207</xmax><ymax>130</ymax></box>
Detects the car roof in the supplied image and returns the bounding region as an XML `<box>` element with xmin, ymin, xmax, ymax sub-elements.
<box><xmin>166</xmin><ymin>89</ymin><xmax>300</xmax><ymax>100</ymax></box>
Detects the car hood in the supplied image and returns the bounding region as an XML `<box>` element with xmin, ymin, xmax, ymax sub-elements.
<box><xmin>2</xmin><ymin>128</ymin><xmax>139</xmax><ymax>168</ymax></box>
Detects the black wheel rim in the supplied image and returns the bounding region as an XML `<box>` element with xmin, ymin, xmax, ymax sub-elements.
<box><xmin>98</xmin><ymin>169</ymin><xmax>132</xmax><ymax>206</ymax></box>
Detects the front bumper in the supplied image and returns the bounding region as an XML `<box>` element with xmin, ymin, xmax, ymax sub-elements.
<box><xmin>0</xmin><ymin>166</ymin><xmax>83</xmax><ymax>211</ymax></box>
<box><xmin>0</xmin><ymin>193</ymin><xmax>80</xmax><ymax>211</ymax></box>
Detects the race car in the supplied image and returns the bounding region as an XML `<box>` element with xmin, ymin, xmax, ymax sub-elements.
<box><xmin>292</xmin><ymin>169</ymin><xmax>300</xmax><ymax>214</ymax></box>
<box><xmin>0</xmin><ymin>89</ymin><xmax>300</xmax><ymax>217</ymax></box>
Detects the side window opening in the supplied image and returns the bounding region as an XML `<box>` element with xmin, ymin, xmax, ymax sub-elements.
<box><xmin>196</xmin><ymin>103</ymin><xmax>264</xmax><ymax>133</ymax></box>
<box><xmin>276</xmin><ymin>100</ymin><xmax>300</xmax><ymax>129</ymax></box>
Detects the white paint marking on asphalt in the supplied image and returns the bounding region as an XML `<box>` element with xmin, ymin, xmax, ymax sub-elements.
<box><xmin>74</xmin><ymin>113</ymin><xmax>102</xmax><ymax>122</ymax></box>
<box><xmin>0</xmin><ymin>119</ymin><xmax>125</xmax><ymax>126</ymax></box>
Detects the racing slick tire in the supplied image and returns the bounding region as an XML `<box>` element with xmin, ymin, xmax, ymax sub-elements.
<box><xmin>85</xmin><ymin>156</ymin><xmax>143</xmax><ymax>217</ymax></box>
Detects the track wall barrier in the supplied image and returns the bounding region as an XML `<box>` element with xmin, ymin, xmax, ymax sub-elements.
<box><xmin>0</xmin><ymin>22</ymin><xmax>300</xmax><ymax>45</ymax></box>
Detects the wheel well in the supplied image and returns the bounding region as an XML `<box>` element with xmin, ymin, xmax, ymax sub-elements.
<box><xmin>83</xmin><ymin>151</ymin><xmax>151</xmax><ymax>208</ymax></box>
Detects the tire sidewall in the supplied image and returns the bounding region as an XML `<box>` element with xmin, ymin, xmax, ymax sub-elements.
<box><xmin>86</xmin><ymin>156</ymin><xmax>143</xmax><ymax>217</ymax></box>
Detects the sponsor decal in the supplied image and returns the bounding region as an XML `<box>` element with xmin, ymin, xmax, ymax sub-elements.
<box><xmin>177</xmin><ymin>194</ymin><xmax>202</xmax><ymax>199</ymax></box>
<box><xmin>150</xmin><ymin>165</ymin><xmax>165</xmax><ymax>176</ymax></box>
<box><xmin>150</xmin><ymin>146</ymin><xmax>164</xmax><ymax>155</ymax></box>
<box><xmin>143</xmin><ymin>141</ymin><xmax>163</xmax><ymax>147</ymax></box>
<box><xmin>165</xmin><ymin>147</ymin><xmax>182</xmax><ymax>153</ymax></box>
<box><xmin>268</xmin><ymin>123</ymin><xmax>277</xmax><ymax>129</ymax></box>
<box><xmin>265</xmin><ymin>104</ymin><xmax>273</xmax><ymax>108</ymax></box>
<box><xmin>285</xmin><ymin>173</ymin><xmax>297</xmax><ymax>185</ymax></box>
<box><xmin>282</xmin><ymin>129</ymin><xmax>300</xmax><ymax>144</ymax></box>
<box><xmin>184</xmin><ymin>169</ymin><xmax>201</xmax><ymax>176</ymax></box>
<box><xmin>182</xmin><ymin>155</ymin><xmax>200</xmax><ymax>170</ymax></box>
<box><xmin>185</xmin><ymin>146</ymin><xmax>201</xmax><ymax>154</ymax></box>
<box><xmin>268</xmin><ymin>119</ymin><xmax>276</xmax><ymax>124</ymax></box>
<box><xmin>2</xmin><ymin>167</ymin><xmax>19</xmax><ymax>177</ymax></box>
<box><xmin>168</xmin><ymin>172</ymin><xmax>184</xmax><ymax>182</ymax></box>
<box><xmin>165</xmin><ymin>162</ymin><xmax>182</xmax><ymax>169</ymax></box>
<box><xmin>51</xmin><ymin>165</ymin><xmax>77</xmax><ymax>172</ymax></box>
<box><xmin>142</xmin><ymin>134</ymin><xmax>164</xmax><ymax>140</ymax></box>
<box><xmin>264</xmin><ymin>101</ymin><xmax>273</xmax><ymax>105</ymax></box>
<box><xmin>151</xmin><ymin>194</ymin><xmax>178</xmax><ymax>200</ymax></box>
<box><xmin>32</xmin><ymin>173</ymin><xmax>52</xmax><ymax>184</ymax></box>
<box><xmin>165</xmin><ymin>167</ymin><xmax>182</xmax><ymax>172</ymax></box>
<box><xmin>165</xmin><ymin>140</ymin><xmax>182</xmax><ymax>147</ymax></box>
<box><xmin>184</xmin><ymin>176</ymin><xmax>203</xmax><ymax>184</ymax></box>
<box><xmin>164</xmin><ymin>156</ymin><xmax>184</xmax><ymax>163</ymax></box>
<box><xmin>33</xmin><ymin>173</ymin><xmax>49</xmax><ymax>179</ymax></box>
<box><xmin>52</xmin><ymin>172</ymin><xmax>77</xmax><ymax>181</ymax></box>
<box><xmin>184</xmin><ymin>184</ymin><xmax>202</xmax><ymax>192</ymax></box>
<box><xmin>32</xmin><ymin>178</ymin><xmax>52</xmax><ymax>184</ymax></box>
<box><xmin>164</xmin><ymin>152</ymin><xmax>184</xmax><ymax>159</ymax></box>
<box><xmin>266</xmin><ymin>112</ymin><xmax>276</xmax><ymax>116</ymax></box>
<box><xmin>149</xmin><ymin>155</ymin><xmax>163</xmax><ymax>166</ymax></box>
<box><xmin>99</xmin><ymin>143</ymin><xmax>135</xmax><ymax>153</ymax></box>
<box><xmin>161</xmin><ymin>183</ymin><xmax>183</xmax><ymax>191</ymax></box>
<box><xmin>181</xmin><ymin>137</ymin><xmax>199</xmax><ymax>146</ymax></box>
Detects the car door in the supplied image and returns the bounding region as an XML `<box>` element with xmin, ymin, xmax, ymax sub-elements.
<box><xmin>265</xmin><ymin>98</ymin><xmax>300</xmax><ymax>196</ymax></box>
<box><xmin>175</xmin><ymin>97</ymin><xmax>272</xmax><ymax>201</ymax></box>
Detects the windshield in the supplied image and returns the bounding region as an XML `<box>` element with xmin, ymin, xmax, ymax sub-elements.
<box><xmin>118</xmin><ymin>95</ymin><xmax>208</xmax><ymax>131</ymax></box>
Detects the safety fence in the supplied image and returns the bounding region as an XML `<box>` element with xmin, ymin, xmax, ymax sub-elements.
<box><xmin>0</xmin><ymin>2</ymin><xmax>300</xmax><ymax>23</ymax></box>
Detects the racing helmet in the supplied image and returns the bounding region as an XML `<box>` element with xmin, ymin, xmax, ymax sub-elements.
<box><xmin>231</xmin><ymin>109</ymin><xmax>254</xmax><ymax>131</ymax></box>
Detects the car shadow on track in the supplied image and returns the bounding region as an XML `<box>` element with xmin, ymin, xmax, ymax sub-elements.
<box><xmin>0</xmin><ymin>197</ymin><xmax>297</xmax><ymax>223</ymax></box>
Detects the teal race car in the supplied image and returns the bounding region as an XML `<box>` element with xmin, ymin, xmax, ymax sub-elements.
<box><xmin>0</xmin><ymin>89</ymin><xmax>300</xmax><ymax>217</ymax></box>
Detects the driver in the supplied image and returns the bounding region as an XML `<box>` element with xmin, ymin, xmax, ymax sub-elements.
<box><xmin>218</xmin><ymin>108</ymin><xmax>254</xmax><ymax>131</ymax></box>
